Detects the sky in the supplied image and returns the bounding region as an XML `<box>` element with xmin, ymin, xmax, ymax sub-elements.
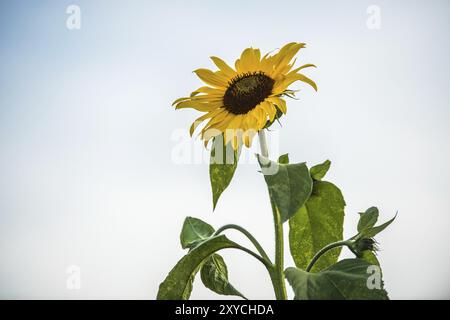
<box><xmin>0</xmin><ymin>0</ymin><xmax>449</xmax><ymax>299</ymax></box>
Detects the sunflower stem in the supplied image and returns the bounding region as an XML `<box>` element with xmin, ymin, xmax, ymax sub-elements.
<box><xmin>258</xmin><ymin>129</ymin><xmax>288</xmax><ymax>300</ymax></box>
<box><xmin>258</xmin><ymin>130</ymin><xmax>269</xmax><ymax>158</ymax></box>
<box><xmin>306</xmin><ymin>240</ymin><xmax>352</xmax><ymax>272</ymax></box>
<box><xmin>214</xmin><ymin>224</ymin><xmax>272</xmax><ymax>264</ymax></box>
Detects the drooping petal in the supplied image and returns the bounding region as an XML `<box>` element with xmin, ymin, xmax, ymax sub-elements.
<box><xmin>224</xmin><ymin>115</ymin><xmax>243</xmax><ymax>145</ymax></box>
<box><xmin>243</xmin><ymin>128</ymin><xmax>257</xmax><ymax>147</ymax></box>
<box><xmin>259</xmin><ymin>100</ymin><xmax>277</xmax><ymax>121</ymax></box>
<box><xmin>202</xmin><ymin>127</ymin><xmax>223</xmax><ymax>142</ymax></box>
<box><xmin>172</xmin><ymin>96</ymin><xmax>191</xmax><ymax>106</ymax></box>
<box><xmin>202</xmin><ymin>111</ymin><xmax>233</xmax><ymax>133</ymax></box>
<box><xmin>248</xmin><ymin>105</ymin><xmax>267</xmax><ymax>129</ymax></box>
<box><xmin>243</xmin><ymin>113</ymin><xmax>258</xmax><ymax>131</ymax></box>
<box><xmin>189</xmin><ymin>108</ymin><xmax>225</xmax><ymax>136</ymax></box>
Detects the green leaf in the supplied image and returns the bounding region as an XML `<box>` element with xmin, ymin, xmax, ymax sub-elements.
<box><xmin>180</xmin><ymin>217</ymin><xmax>215</xmax><ymax>249</ymax></box>
<box><xmin>278</xmin><ymin>153</ymin><xmax>290</xmax><ymax>164</ymax></box>
<box><xmin>180</xmin><ymin>264</ymin><xmax>202</xmax><ymax>300</ymax></box>
<box><xmin>289</xmin><ymin>181</ymin><xmax>345</xmax><ymax>272</ymax></box>
<box><xmin>362</xmin><ymin>213</ymin><xmax>397</xmax><ymax>238</ymax></box>
<box><xmin>200</xmin><ymin>254</ymin><xmax>246</xmax><ymax>299</ymax></box>
<box><xmin>357</xmin><ymin>207</ymin><xmax>379</xmax><ymax>233</ymax></box>
<box><xmin>157</xmin><ymin>235</ymin><xmax>239</xmax><ymax>300</ymax></box>
<box><xmin>310</xmin><ymin>160</ymin><xmax>331</xmax><ymax>181</ymax></box>
<box><xmin>258</xmin><ymin>155</ymin><xmax>313</xmax><ymax>223</ymax></box>
<box><xmin>285</xmin><ymin>259</ymin><xmax>388</xmax><ymax>300</ymax></box>
<box><xmin>210</xmin><ymin>135</ymin><xmax>241</xmax><ymax>210</ymax></box>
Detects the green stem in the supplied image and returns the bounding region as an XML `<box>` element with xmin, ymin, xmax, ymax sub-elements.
<box><xmin>270</xmin><ymin>201</ymin><xmax>288</xmax><ymax>300</ymax></box>
<box><xmin>258</xmin><ymin>129</ymin><xmax>288</xmax><ymax>300</ymax></box>
<box><xmin>306</xmin><ymin>240</ymin><xmax>352</xmax><ymax>272</ymax></box>
<box><xmin>214</xmin><ymin>224</ymin><xmax>272</xmax><ymax>264</ymax></box>
<box><xmin>258</xmin><ymin>130</ymin><xmax>269</xmax><ymax>158</ymax></box>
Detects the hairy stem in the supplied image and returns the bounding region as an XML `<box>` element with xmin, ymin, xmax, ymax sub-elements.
<box><xmin>270</xmin><ymin>201</ymin><xmax>288</xmax><ymax>300</ymax></box>
<box><xmin>214</xmin><ymin>224</ymin><xmax>272</xmax><ymax>264</ymax></box>
<box><xmin>306</xmin><ymin>240</ymin><xmax>352</xmax><ymax>272</ymax></box>
<box><xmin>258</xmin><ymin>130</ymin><xmax>269</xmax><ymax>158</ymax></box>
<box><xmin>258</xmin><ymin>129</ymin><xmax>288</xmax><ymax>300</ymax></box>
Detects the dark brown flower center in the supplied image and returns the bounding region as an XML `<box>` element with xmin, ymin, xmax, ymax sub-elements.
<box><xmin>223</xmin><ymin>72</ymin><xmax>274</xmax><ymax>115</ymax></box>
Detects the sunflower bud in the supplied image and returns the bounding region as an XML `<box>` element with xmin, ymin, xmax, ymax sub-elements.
<box><xmin>351</xmin><ymin>237</ymin><xmax>379</xmax><ymax>257</ymax></box>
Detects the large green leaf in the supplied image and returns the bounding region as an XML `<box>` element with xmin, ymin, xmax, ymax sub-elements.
<box><xmin>210</xmin><ymin>135</ymin><xmax>241</xmax><ymax>210</ymax></box>
<box><xmin>157</xmin><ymin>235</ymin><xmax>239</xmax><ymax>300</ymax></box>
<box><xmin>200</xmin><ymin>253</ymin><xmax>246</xmax><ymax>299</ymax></box>
<box><xmin>285</xmin><ymin>259</ymin><xmax>388</xmax><ymax>300</ymax></box>
<box><xmin>357</xmin><ymin>207</ymin><xmax>379</xmax><ymax>233</ymax></box>
<box><xmin>180</xmin><ymin>217</ymin><xmax>215</xmax><ymax>249</ymax></box>
<box><xmin>289</xmin><ymin>181</ymin><xmax>345</xmax><ymax>272</ymax></box>
<box><xmin>258</xmin><ymin>155</ymin><xmax>313</xmax><ymax>223</ymax></box>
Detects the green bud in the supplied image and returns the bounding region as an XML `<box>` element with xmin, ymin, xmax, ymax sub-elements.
<box><xmin>351</xmin><ymin>237</ymin><xmax>379</xmax><ymax>257</ymax></box>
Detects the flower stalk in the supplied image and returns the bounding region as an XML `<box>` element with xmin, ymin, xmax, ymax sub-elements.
<box><xmin>258</xmin><ymin>129</ymin><xmax>288</xmax><ymax>300</ymax></box>
<box><xmin>305</xmin><ymin>240</ymin><xmax>352</xmax><ymax>272</ymax></box>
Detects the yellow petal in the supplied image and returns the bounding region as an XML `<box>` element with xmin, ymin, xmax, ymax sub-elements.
<box><xmin>243</xmin><ymin>128</ymin><xmax>257</xmax><ymax>147</ymax></box>
<box><xmin>188</xmin><ymin>94</ymin><xmax>223</xmax><ymax>103</ymax></box>
<box><xmin>259</xmin><ymin>100</ymin><xmax>277</xmax><ymax>122</ymax></box>
<box><xmin>189</xmin><ymin>108</ymin><xmax>224</xmax><ymax>136</ymax></box>
<box><xmin>235</xmin><ymin>48</ymin><xmax>261</xmax><ymax>73</ymax></box>
<box><xmin>210</xmin><ymin>56</ymin><xmax>237</xmax><ymax>79</ymax></box>
<box><xmin>273</xmin><ymin>73</ymin><xmax>317</xmax><ymax>94</ymax></box>
<box><xmin>272</xmin><ymin>43</ymin><xmax>305</xmax><ymax>77</ymax></box>
<box><xmin>267</xmin><ymin>97</ymin><xmax>287</xmax><ymax>114</ymax></box>
<box><xmin>291</xmin><ymin>64</ymin><xmax>316</xmax><ymax>72</ymax></box>
<box><xmin>247</xmin><ymin>106</ymin><xmax>266</xmax><ymax>129</ymax></box>
<box><xmin>227</xmin><ymin>114</ymin><xmax>244</xmax><ymax>130</ymax></box>
<box><xmin>202</xmin><ymin>111</ymin><xmax>232</xmax><ymax>133</ymax></box>
<box><xmin>175</xmin><ymin>100</ymin><xmax>222</xmax><ymax>112</ymax></box>
<box><xmin>242</xmin><ymin>113</ymin><xmax>258</xmax><ymax>131</ymax></box>
<box><xmin>190</xmin><ymin>86</ymin><xmax>225</xmax><ymax>97</ymax></box>
<box><xmin>202</xmin><ymin>127</ymin><xmax>223</xmax><ymax>142</ymax></box>
<box><xmin>194</xmin><ymin>69</ymin><xmax>228</xmax><ymax>88</ymax></box>
<box><xmin>223</xmin><ymin>115</ymin><xmax>243</xmax><ymax>144</ymax></box>
<box><xmin>259</xmin><ymin>52</ymin><xmax>276</xmax><ymax>74</ymax></box>
<box><xmin>172</xmin><ymin>96</ymin><xmax>190</xmax><ymax>106</ymax></box>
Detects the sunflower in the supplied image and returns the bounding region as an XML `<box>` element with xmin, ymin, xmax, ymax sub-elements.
<box><xmin>173</xmin><ymin>42</ymin><xmax>317</xmax><ymax>149</ymax></box>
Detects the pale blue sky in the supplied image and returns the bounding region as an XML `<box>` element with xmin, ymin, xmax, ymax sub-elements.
<box><xmin>0</xmin><ymin>0</ymin><xmax>449</xmax><ymax>299</ymax></box>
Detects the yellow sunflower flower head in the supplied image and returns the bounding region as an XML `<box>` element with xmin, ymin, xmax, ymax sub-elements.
<box><xmin>173</xmin><ymin>42</ymin><xmax>317</xmax><ymax>150</ymax></box>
